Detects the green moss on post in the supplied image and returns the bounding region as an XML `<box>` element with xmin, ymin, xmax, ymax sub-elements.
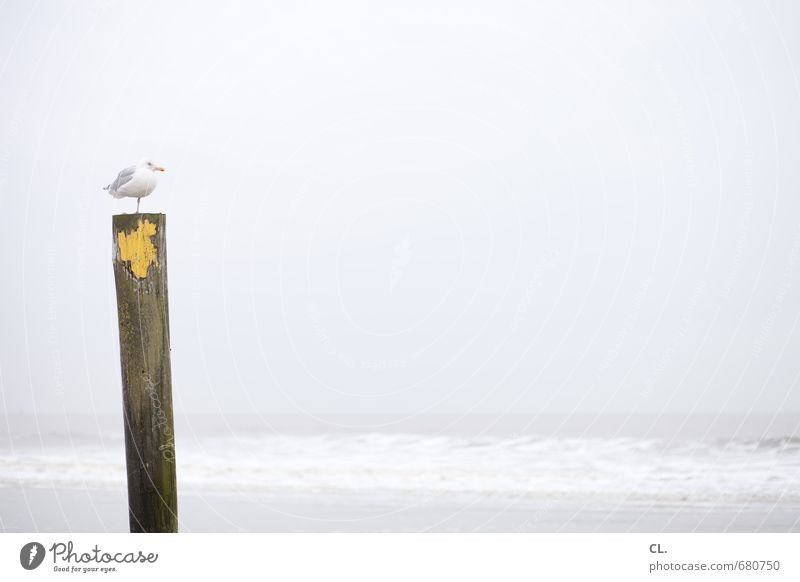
<box><xmin>112</xmin><ymin>213</ymin><xmax>178</xmax><ymax>533</ymax></box>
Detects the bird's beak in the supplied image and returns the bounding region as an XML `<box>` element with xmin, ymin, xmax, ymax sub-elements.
<box><xmin>155</xmin><ymin>166</ymin><xmax>166</xmax><ymax>172</ymax></box>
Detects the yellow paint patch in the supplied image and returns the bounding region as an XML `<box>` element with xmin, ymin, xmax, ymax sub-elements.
<box><xmin>117</xmin><ymin>219</ymin><xmax>158</xmax><ymax>279</ymax></box>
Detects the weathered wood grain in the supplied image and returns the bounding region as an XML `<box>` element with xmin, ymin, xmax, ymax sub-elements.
<box><xmin>112</xmin><ymin>213</ymin><xmax>178</xmax><ymax>533</ymax></box>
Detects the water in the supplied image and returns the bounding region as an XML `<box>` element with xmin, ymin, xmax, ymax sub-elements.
<box><xmin>2</xmin><ymin>425</ymin><xmax>799</xmax><ymax>506</ymax></box>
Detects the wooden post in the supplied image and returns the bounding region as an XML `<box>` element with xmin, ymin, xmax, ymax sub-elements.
<box><xmin>112</xmin><ymin>213</ymin><xmax>178</xmax><ymax>533</ymax></box>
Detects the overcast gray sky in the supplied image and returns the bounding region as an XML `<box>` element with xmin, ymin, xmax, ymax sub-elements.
<box><xmin>1</xmin><ymin>0</ymin><xmax>799</xmax><ymax>418</ymax></box>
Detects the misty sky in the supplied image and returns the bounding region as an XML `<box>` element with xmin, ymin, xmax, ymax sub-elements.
<box><xmin>1</xmin><ymin>0</ymin><xmax>799</xmax><ymax>418</ymax></box>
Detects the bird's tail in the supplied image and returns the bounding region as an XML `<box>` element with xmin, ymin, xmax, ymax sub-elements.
<box><xmin>102</xmin><ymin>185</ymin><xmax>110</xmax><ymax>191</ymax></box>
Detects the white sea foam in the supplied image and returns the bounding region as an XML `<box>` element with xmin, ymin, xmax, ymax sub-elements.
<box><xmin>1</xmin><ymin>432</ymin><xmax>798</xmax><ymax>504</ymax></box>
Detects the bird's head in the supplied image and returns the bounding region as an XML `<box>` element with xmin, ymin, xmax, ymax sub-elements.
<box><xmin>139</xmin><ymin>159</ymin><xmax>166</xmax><ymax>172</ymax></box>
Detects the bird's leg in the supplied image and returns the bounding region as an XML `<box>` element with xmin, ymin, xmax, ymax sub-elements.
<box><xmin>136</xmin><ymin>197</ymin><xmax>141</xmax><ymax>213</ymax></box>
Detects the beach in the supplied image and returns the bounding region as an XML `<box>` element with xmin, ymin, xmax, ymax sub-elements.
<box><xmin>1</xmin><ymin>486</ymin><xmax>797</xmax><ymax>533</ymax></box>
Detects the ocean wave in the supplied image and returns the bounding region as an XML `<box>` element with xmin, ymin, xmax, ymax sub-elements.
<box><xmin>1</xmin><ymin>433</ymin><xmax>798</xmax><ymax>504</ymax></box>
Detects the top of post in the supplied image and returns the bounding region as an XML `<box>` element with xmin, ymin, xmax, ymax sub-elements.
<box><xmin>112</xmin><ymin>214</ymin><xmax>166</xmax><ymax>280</ymax></box>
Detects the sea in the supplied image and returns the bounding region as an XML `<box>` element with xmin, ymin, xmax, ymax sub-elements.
<box><xmin>1</xmin><ymin>414</ymin><xmax>798</xmax><ymax>532</ymax></box>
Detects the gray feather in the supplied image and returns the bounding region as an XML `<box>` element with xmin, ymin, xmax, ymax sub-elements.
<box><xmin>106</xmin><ymin>165</ymin><xmax>137</xmax><ymax>193</ymax></box>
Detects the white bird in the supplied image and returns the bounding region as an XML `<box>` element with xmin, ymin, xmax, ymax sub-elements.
<box><xmin>104</xmin><ymin>159</ymin><xmax>166</xmax><ymax>213</ymax></box>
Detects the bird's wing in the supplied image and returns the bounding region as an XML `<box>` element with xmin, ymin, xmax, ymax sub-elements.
<box><xmin>107</xmin><ymin>165</ymin><xmax>137</xmax><ymax>192</ymax></box>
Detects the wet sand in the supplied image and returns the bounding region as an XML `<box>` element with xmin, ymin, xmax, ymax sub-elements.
<box><xmin>1</xmin><ymin>484</ymin><xmax>797</xmax><ymax>533</ymax></box>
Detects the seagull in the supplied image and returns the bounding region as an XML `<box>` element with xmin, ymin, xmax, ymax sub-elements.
<box><xmin>104</xmin><ymin>159</ymin><xmax>166</xmax><ymax>213</ymax></box>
